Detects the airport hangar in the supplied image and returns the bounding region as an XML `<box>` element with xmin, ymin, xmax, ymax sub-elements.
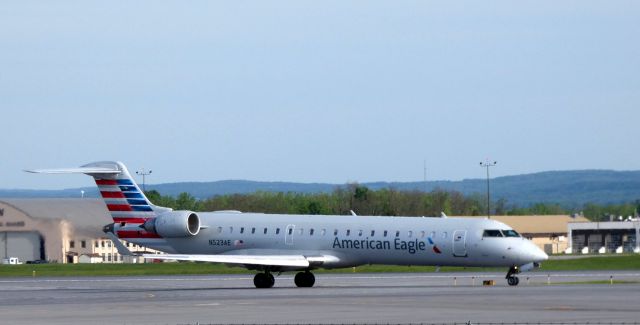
<box><xmin>0</xmin><ymin>198</ymin><xmax>160</xmax><ymax>263</ymax></box>
<box><xmin>0</xmin><ymin>198</ymin><xmax>618</xmax><ymax>264</ymax></box>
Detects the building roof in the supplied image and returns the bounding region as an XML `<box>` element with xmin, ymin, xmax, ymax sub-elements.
<box><xmin>568</xmin><ymin>220</ymin><xmax>640</xmax><ymax>231</ymax></box>
<box><xmin>0</xmin><ymin>198</ymin><xmax>111</xmax><ymax>236</ymax></box>
<box><xmin>461</xmin><ymin>215</ymin><xmax>590</xmax><ymax>234</ymax></box>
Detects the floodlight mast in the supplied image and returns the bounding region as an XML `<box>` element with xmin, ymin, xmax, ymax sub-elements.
<box><xmin>479</xmin><ymin>160</ymin><xmax>497</xmax><ymax>218</ymax></box>
<box><xmin>135</xmin><ymin>168</ymin><xmax>152</xmax><ymax>193</ymax></box>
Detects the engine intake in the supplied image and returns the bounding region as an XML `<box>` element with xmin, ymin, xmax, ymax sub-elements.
<box><xmin>143</xmin><ymin>211</ymin><xmax>200</xmax><ymax>237</ymax></box>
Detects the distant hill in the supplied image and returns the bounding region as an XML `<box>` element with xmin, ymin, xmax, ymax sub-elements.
<box><xmin>1</xmin><ymin>170</ymin><xmax>639</xmax><ymax>208</ymax></box>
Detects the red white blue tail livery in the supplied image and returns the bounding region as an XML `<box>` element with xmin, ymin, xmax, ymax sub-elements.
<box><xmin>26</xmin><ymin>162</ymin><xmax>171</xmax><ymax>243</ymax></box>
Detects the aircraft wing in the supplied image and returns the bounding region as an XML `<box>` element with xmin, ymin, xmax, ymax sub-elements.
<box><xmin>142</xmin><ymin>254</ymin><xmax>313</xmax><ymax>267</ymax></box>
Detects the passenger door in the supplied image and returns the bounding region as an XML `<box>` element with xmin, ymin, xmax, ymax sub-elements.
<box><xmin>285</xmin><ymin>224</ymin><xmax>295</xmax><ymax>245</ymax></box>
<box><xmin>452</xmin><ymin>230</ymin><xmax>467</xmax><ymax>257</ymax></box>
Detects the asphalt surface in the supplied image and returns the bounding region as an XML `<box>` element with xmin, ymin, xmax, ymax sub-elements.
<box><xmin>1</xmin><ymin>271</ymin><xmax>639</xmax><ymax>324</ymax></box>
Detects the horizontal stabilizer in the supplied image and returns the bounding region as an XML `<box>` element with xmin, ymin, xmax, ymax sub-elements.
<box><xmin>25</xmin><ymin>167</ymin><xmax>120</xmax><ymax>175</ymax></box>
<box><xmin>142</xmin><ymin>254</ymin><xmax>312</xmax><ymax>267</ymax></box>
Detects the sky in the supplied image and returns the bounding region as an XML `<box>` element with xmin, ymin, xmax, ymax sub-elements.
<box><xmin>1</xmin><ymin>1</ymin><xmax>639</xmax><ymax>190</ymax></box>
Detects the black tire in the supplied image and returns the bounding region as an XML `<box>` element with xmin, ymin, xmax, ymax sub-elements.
<box><xmin>266</xmin><ymin>273</ymin><xmax>275</xmax><ymax>288</ymax></box>
<box><xmin>253</xmin><ymin>273</ymin><xmax>265</xmax><ymax>288</ymax></box>
<box><xmin>254</xmin><ymin>273</ymin><xmax>275</xmax><ymax>288</ymax></box>
<box><xmin>294</xmin><ymin>272</ymin><xmax>315</xmax><ymax>288</ymax></box>
<box><xmin>305</xmin><ymin>272</ymin><xmax>315</xmax><ymax>287</ymax></box>
<box><xmin>507</xmin><ymin>276</ymin><xmax>519</xmax><ymax>286</ymax></box>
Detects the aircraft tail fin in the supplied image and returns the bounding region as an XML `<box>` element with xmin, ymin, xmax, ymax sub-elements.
<box><xmin>26</xmin><ymin>161</ymin><xmax>170</xmax><ymax>224</ymax></box>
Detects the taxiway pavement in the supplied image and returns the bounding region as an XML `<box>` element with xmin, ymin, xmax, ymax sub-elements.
<box><xmin>1</xmin><ymin>271</ymin><xmax>639</xmax><ymax>324</ymax></box>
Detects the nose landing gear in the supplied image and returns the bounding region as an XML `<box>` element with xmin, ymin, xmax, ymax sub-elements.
<box><xmin>506</xmin><ymin>265</ymin><xmax>520</xmax><ymax>286</ymax></box>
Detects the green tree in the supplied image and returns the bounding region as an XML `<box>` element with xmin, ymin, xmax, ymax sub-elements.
<box><xmin>176</xmin><ymin>192</ymin><xmax>198</xmax><ymax>211</ymax></box>
<box><xmin>306</xmin><ymin>201</ymin><xmax>323</xmax><ymax>215</ymax></box>
<box><xmin>494</xmin><ymin>198</ymin><xmax>507</xmax><ymax>215</ymax></box>
<box><xmin>145</xmin><ymin>187</ymin><xmax>640</xmax><ymax>222</ymax></box>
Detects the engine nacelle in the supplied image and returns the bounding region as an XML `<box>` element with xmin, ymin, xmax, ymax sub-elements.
<box><xmin>143</xmin><ymin>211</ymin><xmax>200</xmax><ymax>238</ymax></box>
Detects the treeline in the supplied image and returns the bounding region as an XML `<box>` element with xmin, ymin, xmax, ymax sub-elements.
<box><xmin>144</xmin><ymin>185</ymin><xmax>640</xmax><ymax>221</ymax></box>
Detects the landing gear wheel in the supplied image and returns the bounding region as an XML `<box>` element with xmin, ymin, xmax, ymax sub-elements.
<box><xmin>507</xmin><ymin>276</ymin><xmax>520</xmax><ymax>286</ymax></box>
<box><xmin>294</xmin><ymin>271</ymin><xmax>315</xmax><ymax>287</ymax></box>
<box><xmin>253</xmin><ymin>272</ymin><xmax>275</xmax><ymax>288</ymax></box>
<box><xmin>505</xmin><ymin>265</ymin><xmax>520</xmax><ymax>286</ymax></box>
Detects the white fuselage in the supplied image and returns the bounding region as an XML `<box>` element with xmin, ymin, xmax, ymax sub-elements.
<box><xmin>130</xmin><ymin>212</ymin><xmax>547</xmax><ymax>270</ymax></box>
<box><xmin>28</xmin><ymin>160</ymin><xmax>548</xmax><ymax>286</ymax></box>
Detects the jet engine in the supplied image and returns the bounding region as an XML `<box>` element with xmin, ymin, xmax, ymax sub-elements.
<box><xmin>143</xmin><ymin>211</ymin><xmax>200</xmax><ymax>237</ymax></box>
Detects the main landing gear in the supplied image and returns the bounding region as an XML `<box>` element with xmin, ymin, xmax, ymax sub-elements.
<box><xmin>253</xmin><ymin>272</ymin><xmax>275</xmax><ymax>288</ymax></box>
<box><xmin>294</xmin><ymin>271</ymin><xmax>315</xmax><ymax>287</ymax></box>
<box><xmin>506</xmin><ymin>265</ymin><xmax>520</xmax><ymax>286</ymax></box>
<box><xmin>252</xmin><ymin>271</ymin><xmax>316</xmax><ymax>288</ymax></box>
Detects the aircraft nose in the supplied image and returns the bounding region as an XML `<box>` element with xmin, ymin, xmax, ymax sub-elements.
<box><xmin>529</xmin><ymin>243</ymin><xmax>548</xmax><ymax>262</ymax></box>
<box><xmin>534</xmin><ymin>248</ymin><xmax>549</xmax><ymax>262</ymax></box>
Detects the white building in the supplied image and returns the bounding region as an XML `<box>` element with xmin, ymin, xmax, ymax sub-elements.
<box><xmin>568</xmin><ymin>220</ymin><xmax>640</xmax><ymax>254</ymax></box>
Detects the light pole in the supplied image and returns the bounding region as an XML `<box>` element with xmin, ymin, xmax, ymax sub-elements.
<box><xmin>479</xmin><ymin>160</ymin><xmax>497</xmax><ymax>218</ymax></box>
<box><xmin>423</xmin><ymin>159</ymin><xmax>428</xmax><ymax>193</ymax></box>
<box><xmin>136</xmin><ymin>168</ymin><xmax>152</xmax><ymax>193</ymax></box>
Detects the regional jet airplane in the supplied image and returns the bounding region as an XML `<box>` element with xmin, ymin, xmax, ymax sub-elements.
<box><xmin>28</xmin><ymin>161</ymin><xmax>547</xmax><ymax>288</ymax></box>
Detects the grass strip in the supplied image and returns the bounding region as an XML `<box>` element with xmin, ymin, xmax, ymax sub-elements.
<box><xmin>1</xmin><ymin>255</ymin><xmax>639</xmax><ymax>278</ymax></box>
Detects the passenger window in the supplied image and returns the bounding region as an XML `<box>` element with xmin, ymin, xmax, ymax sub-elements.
<box><xmin>334</xmin><ymin>229</ymin><xmax>338</xmax><ymax>236</ymax></box>
<box><xmin>420</xmin><ymin>231</ymin><xmax>426</xmax><ymax>238</ymax></box>
<box><xmin>288</xmin><ymin>228</ymin><xmax>293</xmax><ymax>235</ymax></box>
<box><xmin>358</xmin><ymin>230</ymin><xmax>363</xmax><ymax>237</ymax></box>
<box><xmin>321</xmin><ymin>229</ymin><xmax>326</xmax><ymax>236</ymax></box>
<box><xmin>263</xmin><ymin>228</ymin><xmax>268</xmax><ymax>234</ymax></box>
<box><xmin>310</xmin><ymin>229</ymin><xmax>314</xmax><ymax>236</ymax></box>
<box><xmin>430</xmin><ymin>231</ymin><xmax>436</xmax><ymax>239</ymax></box>
<box><xmin>251</xmin><ymin>227</ymin><xmax>256</xmax><ymax>234</ymax></box>
<box><xmin>442</xmin><ymin>232</ymin><xmax>447</xmax><ymax>239</ymax></box>
<box><xmin>298</xmin><ymin>228</ymin><xmax>304</xmax><ymax>235</ymax></box>
<box><xmin>276</xmin><ymin>228</ymin><xmax>280</xmax><ymax>235</ymax></box>
<box><xmin>371</xmin><ymin>230</ymin><xmax>375</xmax><ymax>237</ymax></box>
<box><xmin>483</xmin><ymin>230</ymin><xmax>504</xmax><ymax>237</ymax></box>
<box><xmin>229</xmin><ymin>227</ymin><xmax>233</xmax><ymax>234</ymax></box>
<box><xmin>217</xmin><ymin>227</ymin><xmax>222</xmax><ymax>234</ymax></box>
<box><xmin>240</xmin><ymin>227</ymin><xmax>244</xmax><ymax>234</ymax></box>
<box><xmin>383</xmin><ymin>230</ymin><xmax>388</xmax><ymax>237</ymax></box>
<box><xmin>408</xmin><ymin>230</ymin><xmax>413</xmax><ymax>238</ymax></box>
<box><xmin>395</xmin><ymin>230</ymin><xmax>400</xmax><ymax>237</ymax></box>
<box><xmin>346</xmin><ymin>229</ymin><xmax>351</xmax><ymax>236</ymax></box>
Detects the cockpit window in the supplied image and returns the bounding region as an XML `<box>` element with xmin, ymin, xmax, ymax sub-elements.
<box><xmin>502</xmin><ymin>229</ymin><xmax>521</xmax><ymax>237</ymax></box>
<box><xmin>483</xmin><ymin>230</ymin><xmax>504</xmax><ymax>237</ymax></box>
